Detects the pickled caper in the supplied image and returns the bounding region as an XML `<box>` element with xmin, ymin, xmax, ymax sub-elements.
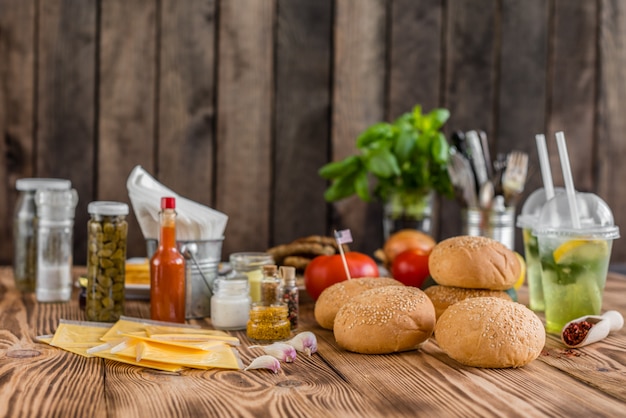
<box><xmin>85</xmin><ymin>203</ymin><xmax>129</xmax><ymax>322</ymax></box>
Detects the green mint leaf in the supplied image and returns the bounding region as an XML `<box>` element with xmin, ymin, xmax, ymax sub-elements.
<box><xmin>356</xmin><ymin>123</ymin><xmax>394</xmax><ymax>149</ymax></box>
<box><xmin>365</xmin><ymin>147</ymin><xmax>400</xmax><ymax>178</ymax></box>
<box><xmin>318</xmin><ymin>155</ymin><xmax>361</xmax><ymax>179</ymax></box>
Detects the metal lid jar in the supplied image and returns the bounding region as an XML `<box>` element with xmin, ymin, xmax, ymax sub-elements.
<box><xmin>85</xmin><ymin>201</ymin><xmax>129</xmax><ymax>322</ymax></box>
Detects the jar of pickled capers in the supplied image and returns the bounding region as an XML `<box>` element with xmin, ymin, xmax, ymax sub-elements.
<box><xmin>85</xmin><ymin>201</ymin><xmax>129</xmax><ymax>322</ymax></box>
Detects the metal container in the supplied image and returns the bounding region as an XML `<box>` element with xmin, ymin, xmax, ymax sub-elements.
<box><xmin>147</xmin><ymin>237</ymin><xmax>223</xmax><ymax>319</ymax></box>
<box><xmin>462</xmin><ymin>205</ymin><xmax>515</xmax><ymax>250</ymax></box>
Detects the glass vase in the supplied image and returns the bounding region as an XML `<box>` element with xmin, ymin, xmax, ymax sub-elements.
<box><xmin>383</xmin><ymin>191</ymin><xmax>433</xmax><ymax>241</ymax></box>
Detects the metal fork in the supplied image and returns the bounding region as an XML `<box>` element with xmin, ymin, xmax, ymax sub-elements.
<box><xmin>448</xmin><ymin>148</ymin><xmax>478</xmax><ymax>208</ymax></box>
<box><xmin>501</xmin><ymin>151</ymin><xmax>529</xmax><ymax>206</ymax></box>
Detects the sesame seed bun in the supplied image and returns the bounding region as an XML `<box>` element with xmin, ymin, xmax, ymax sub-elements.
<box><xmin>314</xmin><ymin>277</ymin><xmax>404</xmax><ymax>330</ymax></box>
<box><xmin>435</xmin><ymin>297</ymin><xmax>545</xmax><ymax>368</ymax></box>
<box><xmin>428</xmin><ymin>236</ymin><xmax>521</xmax><ymax>290</ymax></box>
<box><xmin>333</xmin><ymin>286</ymin><xmax>436</xmax><ymax>354</ymax></box>
<box><xmin>424</xmin><ymin>285</ymin><xmax>512</xmax><ymax>319</ymax></box>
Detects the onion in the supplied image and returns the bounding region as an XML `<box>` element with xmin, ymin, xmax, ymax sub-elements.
<box><xmin>383</xmin><ymin>229</ymin><xmax>436</xmax><ymax>266</ymax></box>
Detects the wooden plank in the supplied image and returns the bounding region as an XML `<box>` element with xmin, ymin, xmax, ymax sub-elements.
<box><xmin>332</xmin><ymin>0</ymin><xmax>387</xmax><ymax>256</ymax></box>
<box><xmin>99</xmin><ymin>0</ymin><xmax>157</xmax><ymax>258</ymax></box>
<box><xmin>438</xmin><ymin>0</ymin><xmax>498</xmax><ymax>240</ymax></box>
<box><xmin>158</xmin><ymin>0</ymin><xmax>217</xmax><ymax>209</ymax></box>
<box><xmin>547</xmin><ymin>0</ymin><xmax>597</xmax><ymax>192</ymax></box>
<box><xmin>215</xmin><ymin>0</ymin><xmax>275</xmax><ymax>257</ymax></box>
<box><xmin>597</xmin><ymin>0</ymin><xmax>626</xmax><ymax>263</ymax></box>
<box><xmin>273</xmin><ymin>0</ymin><xmax>332</xmax><ymax>245</ymax></box>
<box><xmin>497</xmin><ymin>0</ymin><xmax>549</xmax><ymax>253</ymax></box>
<box><xmin>36</xmin><ymin>0</ymin><xmax>97</xmax><ymax>265</ymax></box>
<box><xmin>0</xmin><ymin>0</ymin><xmax>36</xmax><ymax>264</ymax></box>
<box><xmin>388</xmin><ymin>0</ymin><xmax>443</xmax><ymax>119</ymax></box>
<box><xmin>388</xmin><ymin>0</ymin><xmax>445</xmax><ymax>239</ymax></box>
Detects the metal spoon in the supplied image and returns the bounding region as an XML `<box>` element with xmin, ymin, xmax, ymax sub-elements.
<box><xmin>478</xmin><ymin>180</ymin><xmax>494</xmax><ymax>210</ymax></box>
<box><xmin>561</xmin><ymin>310</ymin><xmax>624</xmax><ymax>348</ymax></box>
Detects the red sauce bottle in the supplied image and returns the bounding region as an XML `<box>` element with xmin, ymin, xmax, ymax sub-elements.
<box><xmin>150</xmin><ymin>196</ymin><xmax>186</xmax><ymax>323</ymax></box>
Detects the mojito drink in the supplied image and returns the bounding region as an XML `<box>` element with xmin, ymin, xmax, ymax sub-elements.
<box><xmin>522</xmin><ymin>228</ymin><xmax>544</xmax><ymax>311</ymax></box>
<box><xmin>538</xmin><ymin>237</ymin><xmax>611</xmax><ymax>334</ymax></box>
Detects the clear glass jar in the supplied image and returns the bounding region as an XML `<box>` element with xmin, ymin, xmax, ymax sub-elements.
<box><xmin>35</xmin><ymin>187</ymin><xmax>79</xmax><ymax>302</ymax></box>
<box><xmin>260</xmin><ymin>264</ymin><xmax>282</xmax><ymax>305</ymax></box>
<box><xmin>85</xmin><ymin>201</ymin><xmax>129</xmax><ymax>322</ymax></box>
<box><xmin>211</xmin><ymin>275</ymin><xmax>251</xmax><ymax>330</ymax></box>
<box><xmin>280</xmin><ymin>266</ymin><xmax>299</xmax><ymax>330</ymax></box>
<box><xmin>229</xmin><ymin>252</ymin><xmax>273</xmax><ymax>304</ymax></box>
<box><xmin>13</xmin><ymin>178</ymin><xmax>71</xmax><ymax>292</ymax></box>
<box><xmin>246</xmin><ymin>303</ymin><xmax>291</xmax><ymax>342</ymax></box>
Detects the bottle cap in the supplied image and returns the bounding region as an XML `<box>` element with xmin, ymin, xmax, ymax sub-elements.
<box><xmin>161</xmin><ymin>196</ymin><xmax>176</xmax><ymax>209</ymax></box>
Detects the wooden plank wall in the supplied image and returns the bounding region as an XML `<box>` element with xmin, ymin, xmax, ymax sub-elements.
<box><xmin>1</xmin><ymin>0</ymin><xmax>626</xmax><ymax>266</ymax></box>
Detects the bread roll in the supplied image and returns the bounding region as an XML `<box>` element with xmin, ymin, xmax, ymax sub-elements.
<box><xmin>435</xmin><ymin>297</ymin><xmax>545</xmax><ymax>368</ymax></box>
<box><xmin>334</xmin><ymin>286</ymin><xmax>436</xmax><ymax>354</ymax></box>
<box><xmin>314</xmin><ymin>277</ymin><xmax>403</xmax><ymax>330</ymax></box>
<box><xmin>424</xmin><ymin>285</ymin><xmax>512</xmax><ymax>319</ymax></box>
<box><xmin>428</xmin><ymin>235</ymin><xmax>520</xmax><ymax>290</ymax></box>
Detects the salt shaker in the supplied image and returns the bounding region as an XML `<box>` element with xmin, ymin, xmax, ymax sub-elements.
<box><xmin>35</xmin><ymin>187</ymin><xmax>79</xmax><ymax>302</ymax></box>
<box><xmin>13</xmin><ymin>178</ymin><xmax>71</xmax><ymax>292</ymax></box>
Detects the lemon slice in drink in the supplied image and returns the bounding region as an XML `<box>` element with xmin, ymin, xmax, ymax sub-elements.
<box><xmin>513</xmin><ymin>252</ymin><xmax>526</xmax><ymax>290</ymax></box>
<box><xmin>553</xmin><ymin>239</ymin><xmax>608</xmax><ymax>264</ymax></box>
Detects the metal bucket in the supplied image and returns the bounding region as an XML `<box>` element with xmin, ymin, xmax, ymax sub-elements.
<box><xmin>146</xmin><ymin>237</ymin><xmax>224</xmax><ymax>319</ymax></box>
<box><xmin>462</xmin><ymin>207</ymin><xmax>515</xmax><ymax>250</ymax></box>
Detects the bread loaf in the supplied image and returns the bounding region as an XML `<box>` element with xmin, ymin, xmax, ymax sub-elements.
<box><xmin>333</xmin><ymin>286</ymin><xmax>436</xmax><ymax>354</ymax></box>
<box><xmin>435</xmin><ymin>297</ymin><xmax>545</xmax><ymax>368</ymax></box>
<box><xmin>314</xmin><ymin>277</ymin><xmax>403</xmax><ymax>330</ymax></box>
<box><xmin>428</xmin><ymin>236</ymin><xmax>520</xmax><ymax>290</ymax></box>
<box><xmin>424</xmin><ymin>285</ymin><xmax>512</xmax><ymax>319</ymax></box>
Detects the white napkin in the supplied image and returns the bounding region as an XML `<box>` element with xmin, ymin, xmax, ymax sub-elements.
<box><xmin>126</xmin><ymin>165</ymin><xmax>228</xmax><ymax>240</ymax></box>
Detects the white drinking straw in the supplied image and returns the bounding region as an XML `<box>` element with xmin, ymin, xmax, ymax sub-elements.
<box><xmin>555</xmin><ymin>131</ymin><xmax>581</xmax><ymax>228</ymax></box>
<box><xmin>535</xmin><ymin>134</ymin><xmax>555</xmax><ymax>200</ymax></box>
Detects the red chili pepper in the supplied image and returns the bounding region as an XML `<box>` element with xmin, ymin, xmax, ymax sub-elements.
<box><xmin>562</xmin><ymin>320</ymin><xmax>594</xmax><ymax>346</ymax></box>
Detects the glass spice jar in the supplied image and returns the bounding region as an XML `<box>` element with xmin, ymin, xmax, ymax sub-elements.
<box><xmin>211</xmin><ymin>275</ymin><xmax>251</xmax><ymax>330</ymax></box>
<box><xmin>229</xmin><ymin>252</ymin><xmax>274</xmax><ymax>304</ymax></box>
<box><xmin>246</xmin><ymin>303</ymin><xmax>291</xmax><ymax>342</ymax></box>
<box><xmin>280</xmin><ymin>266</ymin><xmax>299</xmax><ymax>330</ymax></box>
<box><xmin>260</xmin><ymin>264</ymin><xmax>282</xmax><ymax>305</ymax></box>
<box><xmin>13</xmin><ymin>178</ymin><xmax>71</xmax><ymax>292</ymax></box>
<box><xmin>85</xmin><ymin>201</ymin><xmax>129</xmax><ymax>322</ymax></box>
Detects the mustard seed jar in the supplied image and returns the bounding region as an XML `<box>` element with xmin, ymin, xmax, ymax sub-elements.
<box><xmin>246</xmin><ymin>303</ymin><xmax>291</xmax><ymax>342</ymax></box>
<box><xmin>85</xmin><ymin>201</ymin><xmax>129</xmax><ymax>322</ymax></box>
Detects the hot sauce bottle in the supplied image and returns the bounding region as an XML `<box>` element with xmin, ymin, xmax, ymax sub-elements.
<box><xmin>150</xmin><ymin>196</ymin><xmax>186</xmax><ymax>323</ymax></box>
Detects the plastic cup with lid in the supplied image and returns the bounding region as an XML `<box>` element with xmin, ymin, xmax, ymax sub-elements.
<box><xmin>516</xmin><ymin>187</ymin><xmax>564</xmax><ymax>312</ymax></box>
<box><xmin>533</xmin><ymin>192</ymin><xmax>620</xmax><ymax>334</ymax></box>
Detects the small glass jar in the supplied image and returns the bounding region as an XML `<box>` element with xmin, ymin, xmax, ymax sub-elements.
<box><xmin>280</xmin><ymin>266</ymin><xmax>299</xmax><ymax>330</ymax></box>
<box><xmin>35</xmin><ymin>187</ymin><xmax>79</xmax><ymax>302</ymax></box>
<box><xmin>13</xmin><ymin>178</ymin><xmax>71</xmax><ymax>292</ymax></box>
<box><xmin>229</xmin><ymin>252</ymin><xmax>273</xmax><ymax>304</ymax></box>
<box><xmin>246</xmin><ymin>303</ymin><xmax>291</xmax><ymax>342</ymax></box>
<box><xmin>85</xmin><ymin>201</ymin><xmax>129</xmax><ymax>322</ymax></box>
<box><xmin>211</xmin><ymin>275</ymin><xmax>251</xmax><ymax>330</ymax></box>
<box><xmin>260</xmin><ymin>264</ymin><xmax>282</xmax><ymax>305</ymax></box>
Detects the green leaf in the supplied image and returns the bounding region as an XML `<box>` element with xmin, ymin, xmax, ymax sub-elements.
<box><xmin>318</xmin><ymin>155</ymin><xmax>360</xmax><ymax>179</ymax></box>
<box><xmin>427</xmin><ymin>108</ymin><xmax>450</xmax><ymax>130</ymax></box>
<box><xmin>365</xmin><ymin>147</ymin><xmax>400</xmax><ymax>178</ymax></box>
<box><xmin>356</xmin><ymin>123</ymin><xmax>394</xmax><ymax>149</ymax></box>
<box><xmin>354</xmin><ymin>171</ymin><xmax>371</xmax><ymax>201</ymax></box>
<box><xmin>323</xmin><ymin>174</ymin><xmax>357</xmax><ymax>202</ymax></box>
<box><xmin>430</xmin><ymin>133</ymin><xmax>450</xmax><ymax>164</ymax></box>
<box><xmin>394</xmin><ymin>130</ymin><xmax>416</xmax><ymax>163</ymax></box>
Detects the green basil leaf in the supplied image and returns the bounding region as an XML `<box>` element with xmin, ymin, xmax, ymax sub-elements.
<box><xmin>323</xmin><ymin>174</ymin><xmax>357</xmax><ymax>202</ymax></box>
<box><xmin>318</xmin><ymin>155</ymin><xmax>361</xmax><ymax>179</ymax></box>
<box><xmin>354</xmin><ymin>171</ymin><xmax>371</xmax><ymax>201</ymax></box>
<box><xmin>427</xmin><ymin>108</ymin><xmax>450</xmax><ymax>130</ymax></box>
<box><xmin>431</xmin><ymin>133</ymin><xmax>450</xmax><ymax>164</ymax></box>
<box><xmin>356</xmin><ymin>123</ymin><xmax>394</xmax><ymax>149</ymax></box>
<box><xmin>365</xmin><ymin>147</ymin><xmax>400</xmax><ymax>178</ymax></box>
<box><xmin>394</xmin><ymin>130</ymin><xmax>416</xmax><ymax>163</ymax></box>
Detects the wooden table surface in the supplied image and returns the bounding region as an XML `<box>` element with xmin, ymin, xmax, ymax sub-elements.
<box><xmin>1</xmin><ymin>266</ymin><xmax>626</xmax><ymax>418</ymax></box>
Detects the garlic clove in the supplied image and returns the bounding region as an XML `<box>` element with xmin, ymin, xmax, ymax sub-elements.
<box><xmin>285</xmin><ymin>331</ymin><xmax>318</xmax><ymax>356</ymax></box>
<box><xmin>249</xmin><ymin>342</ymin><xmax>297</xmax><ymax>362</ymax></box>
<box><xmin>244</xmin><ymin>355</ymin><xmax>281</xmax><ymax>373</ymax></box>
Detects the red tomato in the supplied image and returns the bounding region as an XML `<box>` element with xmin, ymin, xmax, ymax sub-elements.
<box><xmin>304</xmin><ymin>252</ymin><xmax>379</xmax><ymax>300</ymax></box>
<box><xmin>391</xmin><ymin>248</ymin><xmax>431</xmax><ymax>288</ymax></box>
